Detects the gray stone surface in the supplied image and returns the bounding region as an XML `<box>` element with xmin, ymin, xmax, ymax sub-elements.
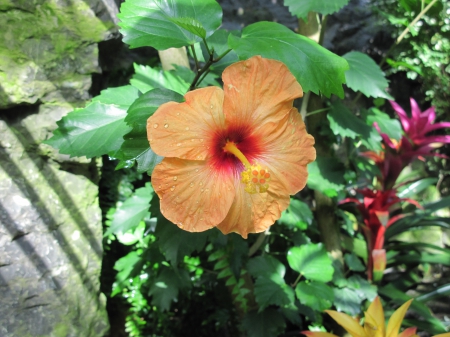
<box><xmin>0</xmin><ymin>0</ymin><xmax>119</xmax><ymax>335</ymax></box>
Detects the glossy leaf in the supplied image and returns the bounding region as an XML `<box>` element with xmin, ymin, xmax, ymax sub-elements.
<box><xmin>228</xmin><ymin>22</ymin><xmax>349</xmax><ymax>98</ymax></box>
<box><xmin>287</xmin><ymin>243</ymin><xmax>334</xmax><ymax>282</ymax></box>
<box><xmin>118</xmin><ymin>0</ymin><xmax>222</xmax><ymax>49</ymax></box>
<box><xmin>343</xmin><ymin>51</ymin><xmax>393</xmax><ymax>99</ymax></box>
<box><xmin>346</xmin><ymin>275</ymin><xmax>377</xmax><ymax>301</ymax></box>
<box><xmin>398</xmin><ymin>178</ymin><xmax>438</xmax><ymax>198</ymax></box>
<box><xmin>130</xmin><ymin>63</ymin><xmax>190</xmax><ymax>95</ymax></box>
<box><xmin>117</xmin><ymin>88</ymin><xmax>184</xmax><ymax>173</ymax></box>
<box><xmin>248</xmin><ymin>255</ymin><xmax>286</xmax><ymax>279</ymax></box>
<box><xmin>45</xmin><ymin>101</ymin><xmax>132</xmax><ymax>158</ymax></box>
<box><xmin>105</xmin><ymin>183</ymin><xmax>154</xmax><ymax>235</ymax></box>
<box><xmin>295</xmin><ymin>281</ymin><xmax>334</xmax><ymax>311</ymax></box>
<box><xmin>91</xmin><ymin>85</ymin><xmax>141</xmax><ymax>108</ymax></box>
<box><xmin>285</xmin><ymin>0</ymin><xmax>350</xmax><ymax>20</ymax></box>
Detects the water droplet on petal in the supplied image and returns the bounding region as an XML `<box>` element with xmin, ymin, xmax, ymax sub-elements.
<box><xmin>195</xmin><ymin>169</ymin><xmax>199</xmax><ymax>172</ymax></box>
<box><xmin>177</xmin><ymin>143</ymin><xmax>181</xmax><ymax>146</ymax></box>
<box><xmin>170</xmin><ymin>186</ymin><xmax>175</xmax><ymax>191</ymax></box>
<box><xmin>153</xmin><ymin>123</ymin><xmax>159</xmax><ymax>128</ymax></box>
<box><xmin>200</xmin><ymin>139</ymin><xmax>204</xmax><ymax>142</ymax></box>
<box><xmin>199</xmin><ymin>182</ymin><xmax>203</xmax><ymax>186</ymax></box>
<box><xmin>173</xmin><ymin>176</ymin><xmax>178</xmax><ymax>181</ymax></box>
<box><xmin>178</xmin><ymin>222</ymin><xmax>184</xmax><ymax>228</ymax></box>
<box><xmin>164</xmin><ymin>123</ymin><xmax>169</xmax><ymax>128</ymax></box>
<box><xmin>190</xmin><ymin>182</ymin><xmax>194</xmax><ymax>188</ymax></box>
<box><xmin>185</xmin><ymin>127</ymin><xmax>190</xmax><ymax>131</ymax></box>
<box><xmin>200</xmin><ymin>189</ymin><xmax>204</xmax><ymax>193</ymax></box>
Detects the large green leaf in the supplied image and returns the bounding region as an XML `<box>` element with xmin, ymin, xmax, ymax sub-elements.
<box><xmin>307</xmin><ymin>156</ymin><xmax>346</xmax><ymax>195</ymax></box>
<box><xmin>228</xmin><ymin>22</ymin><xmax>348</xmax><ymax>98</ymax></box>
<box><xmin>117</xmin><ymin>88</ymin><xmax>184</xmax><ymax>173</ymax></box>
<box><xmin>287</xmin><ymin>243</ymin><xmax>334</xmax><ymax>282</ymax></box>
<box><xmin>45</xmin><ymin>101</ymin><xmax>132</xmax><ymax>158</ymax></box>
<box><xmin>105</xmin><ymin>183</ymin><xmax>154</xmax><ymax>236</ymax></box>
<box><xmin>242</xmin><ymin>309</ymin><xmax>286</xmax><ymax>337</ymax></box>
<box><xmin>343</xmin><ymin>51</ymin><xmax>393</xmax><ymax>99</ymax></box>
<box><xmin>285</xmin><ymin>0</ymin><xmax>350</xmax><ymax>20</ymax></box>
<box><xmin>328</xmin><ymin>101</ymin><xmax>382</xmax><ymax>150</ymax></box>
<box><xmin>91</xmin><ymin>85</ymin><xmax>141</xmax><ymax>108</ymax></box>
<box><xmin>253</xmin><ymin>276</ymin><xmax>295</xmax><ymax>311</ymax></box>
<box><xmin>333</xmin><ymin>287</ymin><xmax>362</xmax><ymax>315</ymax></box>
<box><xmin>295</xmin><ymin>281</ymin><xmax>334</xmax><ymax>311</ymax></box>
<box><xmin>118</xmin><ymin>0</ymin><xmax>222</xmax><ymax>49</ymax></box>
<box><xmin>130</xmin><ymin>63</ymin><xmax>190</xmax><ymax>95</ymax></box>
<box><xmin>248</xmin><ymin>255</ymin><xmax>294</xmax><ymax>310</ymax></box>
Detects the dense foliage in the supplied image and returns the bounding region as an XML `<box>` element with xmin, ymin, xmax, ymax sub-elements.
<box><xmin>45</xmin><ymin>1</ymin><xmax>450</xmax><ymax>336</ymax></box>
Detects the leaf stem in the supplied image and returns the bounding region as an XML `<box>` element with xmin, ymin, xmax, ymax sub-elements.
<box><xmin>214</xmin><ymin>49</ymin><xmax>232</xmax><ymax>62</ymax></box>
<box><xmin>305</xmin><ymin>107</ymin><xmax>330</xmax><ymax>117</ymax></box>
<box><xmin>190</xmin><ymin>44</ymin><xmax>200</xmax><ymax>72</ymax></box>
<box><xmin>248</xmin><ymin>231</ymin><xmax>269</xmax><ymax>257</ymax></box>
<box><xmin>292</xmin><ymin>274</ymin><xmax>302</xmax><ymax>288</ymax></box>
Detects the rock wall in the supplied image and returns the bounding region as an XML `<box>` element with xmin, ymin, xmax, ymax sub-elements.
<box><xmin>0</xmin><ymin>0</ymin><xmax>118</xmax><ymax>336</ymax></box>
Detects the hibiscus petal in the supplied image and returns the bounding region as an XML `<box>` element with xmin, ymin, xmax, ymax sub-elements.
<box><xmin>148</xmin><ymin>86</ymin><xmax>225</xmax><ymax>160</ymax></box>
<box><xmin>386</xmin><ymin>299</ymin><xmax>413</xmax><ymax>337</ymax></box>
<box><xmin>325</xmin><ymin>310</ymin><xmax>366</xmax><ymax>337</ymax></box>
<box><xmin>151</xmin><ymin>157</ymin><xmax>235</xmax><ymax>232</ymax></box>
<box><xmin>259</xmin><ymin>108</ymin><xmax>316</xmax><ymax>195</ymax></box>
<box><xmin>222</xmin><ymin>56</ymin><xmax>303</xmax><ymax>130</ymax></box>
<box><xmin>216</xmin><ymin>179</ymin><xmax>290</xmax><ymax>238</ymax></box>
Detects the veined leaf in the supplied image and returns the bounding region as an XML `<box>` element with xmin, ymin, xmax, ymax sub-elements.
<box><xmin>295</xmin><ymin>281</ymin><xmax>334</xmax><ymax>311</ymax></box>
<box><xmin>343</xmin><ymin>51</ymin><xmax>393</xmax><ymax>99</ymax></box>
<box><xmin>248</xmin><ymin>255</ymin><xmax>286</xmax><ymax>279</ymax></box>
<box><xmin>307</xmin><ymin>156</ymin><xmax>346</xmax><ymax>195</ymax></box>
<box><xmin>130</xmin><ymin>63</ymin><xmax>190</xmax><ymax>95</ymax></box>
<box><xmin>287</xmin><ymin>243</ymin><xmax>334</xmax><ymax>282</ymax></box>
<box><xmin>149</xmin><ymin>267</ymin><xmax>191</xmax><ymax>311</ymax></box>
<box><xmin>105</xmin><ymin>183</ymin><xmax>154</xmax><ymax>235</ymax></box>
<box><xmin>91</xmin><ymin>85</ymin><xmax>140</xmax><ymax>108</ymax></box>
<box><xmin>253</xmin><ymin>276</ymin><xmax>295</xmax><ymax>311</ymax></box>
<box><xmin>118</xmin><ymin>0</ymin><xmax>222</xmax><ymax>49</ymax></box>
<box><xmin>228</xmin><ymin>21</ymin><xmax>348</xmax><ymax>98</ymax></box>
<box><xmin>242</xmin><ymin>309</ymin><xmax>286</xmax><ymax>337</ymax></box>
<box><xmin>285</xmin><ymin>0</ymin><xmax>350</xmax><ymax>20</ymax></box>
<box><xmin>45</xmin><ymin>101</ymin><xmax>132</xmax><ymax>158</ymax></box>
<box><xmin>362</xmin><ymin>108</ymin><xmax>402</xmax><ymax>140</ymax></box>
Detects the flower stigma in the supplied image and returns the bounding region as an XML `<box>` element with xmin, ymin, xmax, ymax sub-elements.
<box><xmin>223</xmin><ymin>141</ymin><xmax>271</xmax><ymax>194</ymax></box>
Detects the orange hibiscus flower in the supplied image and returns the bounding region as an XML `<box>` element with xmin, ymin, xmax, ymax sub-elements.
<box><xmin>147</xmin><ymin>56</ymin><xmax>316</xmax><ymax>238</ymax></box>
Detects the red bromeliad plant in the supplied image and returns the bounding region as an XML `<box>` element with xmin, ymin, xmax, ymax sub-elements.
<box><xmin>344</xmin><ymin>98</ymin><xmax>449</xmax><ymax>281</ymax></box>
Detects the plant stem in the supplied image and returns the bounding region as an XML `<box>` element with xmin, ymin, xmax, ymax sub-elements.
<box><xmin>292</xmin><ymin>274</ymin><xmax>302</xmax><ymax>288</ymax></box>
<box><xmin>248</xmin><ymin>231</ymin><xmax>268</xmax><ymax>257</ymax></box>
<box><xmin>305</xmin><ymin>107</ymin><xmax>330</xmax><ymax>117</ymax></box>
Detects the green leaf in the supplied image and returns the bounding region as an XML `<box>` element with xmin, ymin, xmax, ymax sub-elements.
<box><xmin>287</xmin><ymin>243</ymin><xmax>334</xmax><ymax>282</ymax></box>
<box><xmin>285</xmin><ymin>0</ymin><xmax>350</xmax><ymax>20</ymax></box>
<box><xmin>92</xmin><ymin>85</ymin><xmax>141</xmax><ymax>108</ymax></box>
<box><xmin>344</xmin><ymin>253</ymin><xmax>366</xmax><ymax>272</ymax></box>
<box><xmin>117</xmin><ymin>88</ymin><xmax>184</xmax><ymax>173</ymax></box>
<box><xmin>361</xmin><ymin>108</ymin><xmax>402</xmax><ymax>140</ymax></box>
<box><xmin>307</xmin><ymin>156</ymin><xmax>346</xmax><ymax>194</ymax></box>
<box><xmin>333</xmin><ymin>287</ymin><xmax>362</xmax><ymax>315</ymax></box>
<box><xmin>343</xmin><ymin>51</ymin><xmax>393</xmax><ymax>99</ymax></box>
<box><xmin>397</xmin><ymin>178</ymin><xmax>438</xmax><ymax>198</ymax></box>
<box><xmin>242</xmin><ymin>309</ymin><xmax>286</xmax><ymax>337</ymax></box>
<box><xmin>253</xmin><ymin>276</ymin><xmax>295</xmax><ymax>311</ymax></box>
<box><xmin>155</xmin><ymin>215</ymin><xmax>209</xmax><ymax>265</ymax></box>
<box><xmin>45</xmin><ymin>101</ymin><xmax>132</xmax><ymax>158</ymax></box>
<box><xmin>118</xmin><ymin>0</ymin><xmax>222</xmax><ymax>49</ymax></box>
<box><xmin>130</xmin><ymin>63</ymin><xmax>190</xmax><ymax>95</ymax></box>
<box><xmin>327</xmin><ymin>101</ymin><xmax>382</xmax><ymax>150</ymax></box>
<box><xmin>228</xmin><ymin>22</ymin><xmax>348</xmax><ymax>98</ymax></box>
<box><xmin>280</xmin><ymin>304</ymin><xmax>302</xmax><ymax>325</ymax></box>
<box><xmin>279</xmin><ymin>199</ymin><xmax>313</xmax><ymax>230</ymax></box>
<box><xmin>347</xmin><ymin>275</ymin><xmax>378</xmax><ymax>301</ymax></box>
<box><xmin>169</xmin><ymin>17</ymin><xmax>206</xmax><ymax>38</ymax></box>
<box><xmin>149</xmin><ymin>267</ymin><xmax>190</xmax><ymax>311</ymax></box>
<box><xmin>105</xmin><ymin>183</ymin><xmax>154</xmax><ymax>235</ymax></box>
<box><xmin>248</xmin><ymin>255</ymin><xmax>286</xmax><ymax>279</ymax></box>
<box><xmin>295</xmin><ymin>281</ymin><xmax>334</xmax><ymax>311</ymax></box>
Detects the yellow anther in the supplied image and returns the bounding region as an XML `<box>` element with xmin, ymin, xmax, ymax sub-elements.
<box><xmin>223</xmin><ymin>141</ymin><xmax>271</xmax><ymax>194</ymax></box>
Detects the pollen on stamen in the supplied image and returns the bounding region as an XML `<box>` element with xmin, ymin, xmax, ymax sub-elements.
<box><xmin>241</xmin><ymin>163</ymin><xmax>271</xmax><ymax>194</ymax></box>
